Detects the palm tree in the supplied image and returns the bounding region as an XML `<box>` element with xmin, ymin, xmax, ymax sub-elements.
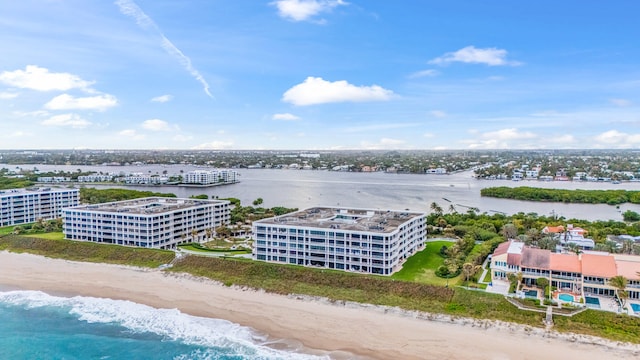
<box><xmin>191</xmin><ymin>229</ymin><xmax>199</xmax><ymax>243</ymax></box>
<box><xmin>567</xmin><ymin>242</ymin><xmax>582</xmax><ymax>255</ymax></box>
<box><xmin>462</xmin><ymin>263</ymin><xmax>482</xmax><ymax>283</ymax></box>
<box><xmin>609</xmin><ymin>275</ymin><xmax>628</xmax><ymax>309</ymax></box>
<box><xmin>430</xmin><ymin>202</ymin><xmax>443</xmax><ymax>216</ymax></box>
<box><xmin>448</xmin><ymin>204</ymin><xmax>457</xmax><ymax>214</ymax></box>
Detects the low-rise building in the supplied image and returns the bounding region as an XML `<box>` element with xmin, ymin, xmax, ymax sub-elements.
<box><xmin>63</xmin><ymin>197</ymin><xmax>230</xmax><ymax>249</ymax></box>
<box><xmin>1</xmin><ymin>187</ymin><xmax>79</xmax><ymax>226</ymax></box>
<box><xmin>252</xmin><ymin>207</ymin><xmax>426</xmax><ymax>275</ymax></box>
<box><xmin>182</xmin><ymin>169</ymin><xmax>238</xmax><ymax>185</ymax></box>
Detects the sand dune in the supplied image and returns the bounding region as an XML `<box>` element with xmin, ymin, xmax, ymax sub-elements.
<box><xmin>0</xmin><ymin>251</ymin><xmax>638</xmax><ymax>360</ymax></box>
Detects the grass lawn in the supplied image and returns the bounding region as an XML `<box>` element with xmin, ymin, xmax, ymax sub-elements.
<box><xmin>20</xmin><ymin>232</ymin><xmax>65</xmax><ymax>240</ymax></box>
<box><xmin>391</xmin><ymin>241</ymin><xmax>460</xmax><ymax>286</ymax></box>
<box><xmin>0</xmin><ymin>225</ymin><xmax>15</xmax><ymax>236</ymax></box>
<box><xmin>481</xmin><ymin>267</ymin><xmax>492</xmax><ymax>283</ymax></box>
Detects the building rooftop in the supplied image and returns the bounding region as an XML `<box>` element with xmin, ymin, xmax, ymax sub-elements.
<box><xmin>581</xmin><ymin>253</ymin><xmax>618</xmax><ymax>278</ymax></box>
<box><xmin>68</xmin><ymin>197</ymin><xmax>227</xmax><ymax>215</ymax></box>
<box><xmin>550</xmin><ymin>253</ymin><xmax>582</xmax><ymax>273</ymax></box>
<box><xmin>0</xmin><ymin>187</ymin><xmax>77</xmax><ymax>196</ymax></box>
<box><xmin>254</xmin><ymin>207</ymin><xmax>424</xmax><ymax>233</ymax></box>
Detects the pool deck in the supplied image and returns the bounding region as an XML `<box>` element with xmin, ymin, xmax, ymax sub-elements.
<box><xmin>625</xmin><ymin>301</ymin><xmax>640</xmax><ymax>316</ymax></box>
<box><xmin>584</xmin><ymin>294</ymin><xmax>620</xmax><ymax>313</ymax></box>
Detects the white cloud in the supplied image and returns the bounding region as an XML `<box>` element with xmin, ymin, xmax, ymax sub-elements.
<box><xmin>118</xmin><ymin>129</ymin><xmax>145</xmax><ymax>140</ymax></box>
<box><xmin>192</xmin><ymin>141</ymin><xmax>234</xmax><ymax>150</ymax></box>
<box><xmin>115</xmin><ymin>0</ymin><xmax>213</xmax><ymax>98</ymax></box>
<box><xmin>119</xmin><ymin>129</ymin><xmax>137</xmax><ymax>136</ymax></box>
<box><xmin>12</xmin><ymin>110</ymin><xmax>49</xmax><ymax>118</ymax></box>
<box><xmin>151</xmin><ymin>94</ymin><xmax>173</xmax><ymax>103</ymax></box>
<box><xmin>0</xmin><ymin>65</ymin><xmax>93</xmax><ymax>91</ymax></box>
<box><xmin>360</xmin><ymin>138</ymin><xmax>406</xmax><ymax>150</ymax></box>
<box><xmin>272</xmin><ymin>113</ymin><xmax>300</xmax><ymax>121</ymax></box>
<box><xmin>0</xmin><ymin>130</ymin><xmax>33</xmax><ymax>139</ymax></box>
<box><xmin>141</xmin><ymin>119</ymin><xmax>173</xmax><ymax>131</ymax></box>
<box><xmin>44</xmin><ymin>94</ymin><xmax>118</xmax><ymax>111</ymax></box>
<box><xmin>463</xmin><ymin>128</ymin><xmax>537</xmax><ymax>149</ymax></box>
<box><xmin>423</xmin><ymin>132</ymin><xmax>434</xmax><ymax>138</ymax></box>
<box><xmin>282</xmin><ymin>77</ymin><xmax>394</xmax><ymax>106</ymax></box>
<box><xmin>172</xmin><ymin>134</ymin><xmax>193</xmax><ymax>142</ymax></box>
<box><xmin>593</xmin><ymin>130</ymin><xmax>640</xmax><ymax>148</ymax></box>
<box><xmin>483</xmin><ymin>128</ymin><xmax>536</xmax><ymax>140</ymax></box>
<box><xmin>610</xmin><ymin>98</ymin><xmax>631</xmax><ymax>107</ymax></box>
<box><xmin>41</xmin><ymin>114</ymin><xmax>91</xmax><ymax>128</ymax></box>
<box><xmin>271</xmin><ymin>0</ymin><xmax>347</xmax><ymax>22</ymax></box>
<box><xmin>0</xmin><ymin>92</ymin><xmax>19</xmax><ymax>99</ymax></box>
<box><xmin>429</xmin><ymin>110</ymin><xmax>447</xmax><ymax>118</ymax></box>
<box><xmin>408</xmin><ymin>69</ymin><xmax>439</xmax><ymax>78</ymax></box>
<box><xmin>429</xmin><ymin>46</ymin><xmax>520</xmax><ymax>66</ymax></box>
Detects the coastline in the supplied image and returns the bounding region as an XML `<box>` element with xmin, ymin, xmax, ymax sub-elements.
<box><xmin>1</xmin><ymin>251</ymin><xmax>639</xmax><ymax>360</ymax></box>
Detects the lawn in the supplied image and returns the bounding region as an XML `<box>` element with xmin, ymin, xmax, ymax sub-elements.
<box><xmin>391</xmin><ymin>241</ymin><xmax>461</xmax><ymax>286</ymax></box>
<box><xmin>0</xmin><ymin>225</ymin><xmax>14</xmax><ymax>236</ymax></box>
<box><xmin>21</xmin><ymin>232</ymin><xmax>65</xmax><ymax>240</ymax></box>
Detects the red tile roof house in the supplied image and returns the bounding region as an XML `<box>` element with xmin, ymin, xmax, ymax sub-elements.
<box><xmin>490</xmin><ymin>240</ymin><xmax>640</xmax><ymax>314</ymax></box>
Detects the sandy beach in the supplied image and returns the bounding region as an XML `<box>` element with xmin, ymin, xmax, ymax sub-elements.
<box><xmin>1</xmin><ymin>251</ymin><xmax>638</xmax><ymax>360</ymax></box>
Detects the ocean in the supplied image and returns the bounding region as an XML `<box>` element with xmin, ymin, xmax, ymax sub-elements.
<box><xmin>0</xmin><ymin>290</ymin><xmax>330</xmax><ymax>360</ymax></box>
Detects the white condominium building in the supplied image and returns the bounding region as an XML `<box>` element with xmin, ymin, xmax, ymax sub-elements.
<box><xmin>183</xmin><ymin>169</ymin><xmax>238</xmax><ymax>185</ymax></box>
<box><xmin>1</xmin><ymin>187</ymin><xmax>79</xmax><ymax>226</ymax></box>
<box><xmin>63</xmin><ymin>197</ymin><xmax>231</xmax><ymax>249</ymax></box>
<box><xmin>252</xmin><ymin>207</ymin><xmax>427</xmax><ymax>275</ymax></box>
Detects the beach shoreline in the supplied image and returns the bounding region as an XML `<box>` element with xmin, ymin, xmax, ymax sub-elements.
<box><xmin>1</xmin><ymin>251</ymin><xmax>638</xmax><ymax>360</ymax></box>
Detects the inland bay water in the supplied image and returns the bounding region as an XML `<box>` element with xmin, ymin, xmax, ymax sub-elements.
<box><xmin>6</xmin><ymin>163</ymin><xmax>640</xmax><ymax>221</ymax></box>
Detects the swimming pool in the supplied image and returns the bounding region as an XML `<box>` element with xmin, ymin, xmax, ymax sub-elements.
<box><xmin>631</xmin><ymin>303</ymin><xmax>640</xmax><ymax>312</ymax></box>
<box><xmin>585</xmin><ymin>297</ymin><xmax>600</xmax><ymax>309</ymax></box>
<box><xmin>558</xmin><ymin>293</ymin><xmax>574</xmax><ymax>302</ymax></box>
<box><xmin>524</xmin><ymin>289</ymin><xmax>538</xmax><ymax>298</ymax></box>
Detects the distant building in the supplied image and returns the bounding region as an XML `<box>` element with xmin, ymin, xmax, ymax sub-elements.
<box><xmin>121</xmin><ymin>174</ymin><xmax>169</xmax><ymax>185</ymax></box>
<box><xmin>542</xmin><ymin>224</ymin><xmax>594</xmax><ymax>250</ymax></box>
<box><xmin>252</xmin><ymin>207</ymin><xmax>426</xmax><ymax>275</ymax></box>
<box><xmin>77</xmin><ymin>174</ymin><xmax>114</xmax><ymax>182</ymax></box>
<box><xmin>426</xmin><ymin>168</ymin><xmax>447</xmax><ymax>174</ymax></box>
<box><xmin>182</xmin><ymin>169</ymin><xmax>238</xmax><ymax>185</ymax></box>
<box><xmin>37</xmin><ymin>176</ymin><xmax>71</xmax><ymax>183</ymax></box>
<box><xmin>63</xmin><ymin>197</ymin><xmax>230</xmax><ymax>249</ymax></box>
<box><xmin>1</xmin><ymin>187</ymin><xmax>79</xmax><ymax>226</ymax></box>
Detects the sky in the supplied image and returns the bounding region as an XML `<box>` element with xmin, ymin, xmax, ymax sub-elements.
<box><xmin>1</xmin><ymin>0</ymin><xmax>640</xmax><ymax>150</ymax></box>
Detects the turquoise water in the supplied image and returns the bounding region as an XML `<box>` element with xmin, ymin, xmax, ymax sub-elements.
<box><xmin>631</xmin><ymin>303</ymin><xmax>640</xmax><ymax>312</ymax></box>
<box><xmin>524</xmin><ymin>289</ymin><xmax>538</xmax><ymax>298</ymax></box>
<box><xmin>0</xmin><ymin>290</ymin><xmax>329</xmax><ymax>360</ymax></box>
<box><xmin>558</xmin><ymin>293</ymin><xmax>574</xmax><ymax>302</ymax></box>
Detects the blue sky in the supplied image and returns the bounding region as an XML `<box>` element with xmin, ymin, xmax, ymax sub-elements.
<box><xmin>1</xmin><ymin>0</ymin><xmax>639</xmax><ymax>150</ymax></box>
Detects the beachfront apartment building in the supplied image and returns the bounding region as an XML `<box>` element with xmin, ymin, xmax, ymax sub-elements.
<box><xmin>252</xmin><ymin>207</ymin><xmax>426</xmax><ymax>275</ymax></box>
<box><xmin>1</xmin><ymin>187</ymin><xmax>79</xmax><ymax>226</ymax></box>
<box><xmin>63</xmin><ymin>197</ymin><xmax>231</xmax><ymax>249</ymax></box>
<box><xmin>490</xmin><ymin>240</ymin><xmax>640</xmax><ymax>313</ymax></box>
<box><xmin>182</xmin><ymin>169</ymin><xmax>238</xmax><ymax>185</ymax></box>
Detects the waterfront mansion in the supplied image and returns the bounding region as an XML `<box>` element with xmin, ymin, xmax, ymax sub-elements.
<box><xmin>252</xmin><ymin>207</ymin><xmax>426</xmax><ymax>275</ymax></box>
<box><xmin>63</xmin><ymin>197</ymin><xmax>230</xmax><ymax>249</ymax></box>
<box><xmin>1</xmin><ymin>187</ymin><xmax>79</xmax><ymax>226</ymax></box>
<box><xmin>490</xmin><ymin>240</ymin><xmax>640</xmax><ymax>311</ymax></box>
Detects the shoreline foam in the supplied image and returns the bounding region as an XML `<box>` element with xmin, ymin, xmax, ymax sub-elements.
<box><xmin>1</xmin><ymin>251</ymin><xmax>638</xmax><ymax>360</ymax></box>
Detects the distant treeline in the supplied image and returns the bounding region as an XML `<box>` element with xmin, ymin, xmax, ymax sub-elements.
<box><xmin>79</xmin><ymin>188</ymin><xmax>176</xmax><ymax>204</ymax></box>
<box><xmin>480</xmin><ymin>186</ymin><xmax>640</xmax><ymax>205</ymax></box>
